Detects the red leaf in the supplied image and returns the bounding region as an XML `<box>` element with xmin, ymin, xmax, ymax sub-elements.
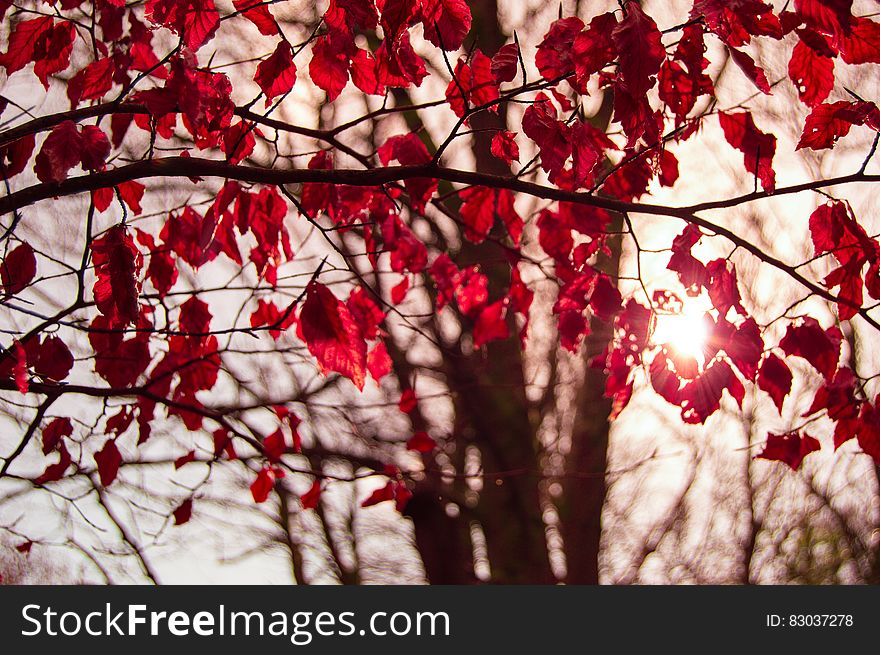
<box><xmin>79</xmin><ymin>125</ymin><xmax>111</xmax><ymax>170</ymax></box>
<box><xmin>174</xmin><ymin>450</ymin><xmax>196</xmax><ymax>469</ymax></box>
<box><xmin>35</xmin><ymin>442</ymin><xmax>72</xmax><ymax>484</ymax></box>
<box><xmin>361</xmin><ymin>480</ymin><xmax>395</xmax><ymax>507</ymax></box>
<box><xmin>797</xmin><ymin>100</ymin><xmax>879</xmax><ymax>150</ymax></box>
<box><xmin>0</xmin><ymin>16</ymin><xmax>54</xmax><ymax>76</ymax></box>
<box><xmin>145</xmin><ymin>0</ymin><xmax>220</xmax><ymax>51</ymax></box>
<box><xmin>572</xmin><ymin>13</ymin><xmax>618</xmax><ymax>85</ymax></box>
<box><xmin>391</xmin><ymin>277</ymin><xmax>409</xmax><ymax>304</ymax></box>
<box><xmin>757</xmin><ymin>431</ymin><xmax>821</xmax><ymax>470</ymax></box>
<box><xmin>67</xmin><ymin>58</ymin><xmax>115</xmax><ymax>106</ymax></box>
<box><xmin>788</xmin><ymin>38</ymin><xmax>834</xmax><ymax>107</ymax></box>
<box><xmin>459</xmin><ymin>186</ymin><xmax>496</xmax><ymax>243</ymax></box>
<box><xmin>522</xmin><ymin>95</ymin><xmax>571</xmax><ymax>182</ymax></box>
<box><xmin>367</xmin><ymin>341</ymin><xmax>393</xmax><ymax>381</ymax></box>
<box><xmin>346</xmin><ymin>287</ymin><xmax>385</xmax><ymax>340</ymax></box>
<box><xmin>705</xmin><ymin>259</ymin><xmax>745</xmax><ymax>317</ymax></box>
<box><xmin>33</xmin><ymin>22</ymin><xmax>76</xmax><ymax>89</ymax></box>
<box><xmin>42</xmin><ymin>417</ymin><xmax>73</xmax><ymax>455</ymax></box>
<box><xmin>31</xmin><ymin>335</ymin><xmax>74</xmax><ymax>382</ymax></box>
<box><xmin>300</xmin><ymin>281</ymin><xmax>367</xmax><ymax>390</ymax></box>
<box><xmin>398</xmin><ymin>388</ymin><xmax>417</xmax><ymax>413</ymax></box>
<box><xmin>758</xmin><ymin>353</ymin><xmax>793</xmax><ymax>413</ymax></box>
<box><xmin>0</xmin><ymin>134</ymin><xmax>36</xmax><ymax>179</ymax></box>
<box><xmin>222</xmin><ymin>120</ymin><xmax>256</xmax><ymax>165</ymax></box>
<box><xmin>300</xmin><ymin>479</ymin><xmax>321</xmax><ymax>510</ymax></box>
<box><xmin>536</xmin><ymin>17</ymin><xmax>584</xmax><ymax>80</ymax></box>
<box><xmin>857</xmin><ymin>401</ymin><xmax>880</xmax><ymax>463</ymax></box>
<box><xmin>173</xmin><ymin>498</ymin><xmax>193</xmax><ymax>525</ymax></box>
<box><xmin>612</xmin><ymin>2</ymin><xmax>665</xmax><ymax>97</ymax></box>
<box><xmin>727</xmin><ymin>47</ymin><xmax>771</xmax><ymax>94</ymax></box>
<box><xmin>444</xmin><ymin>51</ymin><xmax>499</xmax><ymax>119</ymax></box>
<box><xmin>779</xmin><ymin>317</ymin><xmax>842</xmax><ymax>380</ymax></box>
<box><xmin>91</xmin><ymin>225</ymin><xmax>143</xmax><ymax>327</ymax></box>
<box><xmin>837</xmin><ymin>16</ymin><xmax>880</xmax><ymax>65</ymax></box>
<box><xmin>255</xmin><ymin>41</ymin><xmax>296</xmax><ymax>106</ymax></box>
<box><xmin>421</xmin><ymin>0</ymin><xmax>472</xmax><ymax>51</ymax></box>
<box><xmin>16</xmin><ymin>540</ymin><xmax>33</xmax><ymax>554</ymax></box>
<box><xmin>310</xmin><ymin>35</ymin><xmax>350</xmax><ymax>101</ymax></box>
<box><xmin>250</xmin><ymin>466</ymin><xmax>276</xmax><ymax>503</ymax></box>
<box><xmin>263</xmin><ymin>428</ymin><xmax>286</xmax><ymax>461</ymax></box>
<box><xmin>34</xmin><ymin>121</ymin><xmax>82</xmax><ymax>183</ymax></box>
<box><xmin>94</xmin><ymin>439</ymin><xmax>122</xmax><ymax>487</ymax></box>
<box><xmin>377</xmin><ymin>134</ymin><xmax>436</xmax><ymax>213</ymax></box>
<box><xmin>679</xmin><ymin>359</ymin><xmax>745</xmax><ymax>424</ymax></box>
<box><xmin>718</xmin><ymin>111</ymin><xmax>776</xmax><ymax>192</ymax></box>
<box><xmin>491</xmin><ymin>130</ymin><xmax>520</xmax><ymax>164</ymax></box>
<box><xmin>1</xmin><ymin>242</ymin><xmax>37</xmax><ymax>297</ymax></box>
<box><xmin>491</xmin><ymin>43</ymin><xmax>519</xmax><ymax>83</ymax></box>
<box><xmin>473</xmin><ymin>299</ymin><xmax>509</xmax><ymax>348</ymax></box>
<box><xmin>454</xmin><ymin>266</ymin><xmax>489</xmax><ymax>317</ymax></box>
<box><xmin>233</xmin><ymin>0</ymin><xmax>279</xmax><ymax>35</ymax></box>
<box><xmin>406</xmin><ymin>431</ymin><xmax>437</xmax><ymax>453</ymax></box>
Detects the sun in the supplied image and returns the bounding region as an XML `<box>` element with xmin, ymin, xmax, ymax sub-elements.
<box><xmin>651</xmin><ymin>306</ymin><xmax>709</xmax><ymax>362</ymax></box>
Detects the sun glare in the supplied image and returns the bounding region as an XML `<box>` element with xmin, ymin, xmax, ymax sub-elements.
<box><xmin>651</xmin><ymin>309</ymin><xmax>709</xmax><ymax>362</ymax></box>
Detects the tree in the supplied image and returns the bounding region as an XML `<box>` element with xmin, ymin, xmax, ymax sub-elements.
<box><xmin>1</xmin><ymin>0</ymin><xmax>879</xmax><ymax>584</ymax></box>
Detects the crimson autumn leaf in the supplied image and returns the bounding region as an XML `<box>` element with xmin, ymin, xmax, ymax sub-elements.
<box><xmin>536</xmin><ymin>16</ymin><xmax>584</xmax><ymax>80</ymax></box>
<box><xmin>1</xmin><ymin>242</ymin><xmax>37</xmax><ymax>298</ymax></box>
<box><xmin>89</xmin><ymin>316</ymin><xmax>152</xmax><ymax>388</ymax></box>
<box><xmin>255</xmin><ymin>41</ymin><xmax>297</xmax><ymax>106</ymax></box>
<box><xmin>406</xmin><ymin>431</ymin><xmax>437</xmax><ymax>453</ymax></box>
<box><xmin>310</xmin><ymin>34</ymin><xmax>351</xmax><ymax>101</ymax></box>
<box><xmin>779</xmin><ymin>317</ymin><xmax>842</xmax><ymax>381</ymax></box>
<box><xmin>491</xmin><ymin>42</ymin><xmax>519</xmax><ymax>83</ymax></box>
<box><xmin>144</xmin><ymin>0</ymin><xmax>220</xmax><ymax>51</ymax></box>
<box><xmin>250</xmin><ymin>466</ymin><xmax>278</xmax><ymax>503</ymax></box>
<box><xmin>263</xmin><ymin>429</ymin><xmax>286</xmax><ymax>461</ymax></box>
<box><xmin>361</xmin><ymin>480</ymin><xmax>395</xmax><ymax>507</ymax></box>
<box><xmin>0</xmin><ymin>16</ymin><xmax>54</xmax><ymax>76</ymax></box>
<box><xmin>398</xmin><ymin>389</ymin><xmax>417</xmax><ymax>413</ymax></box>
<box><xmin>173</xmin><ymin>498</ymin><xmax>193</xmax><ymax>525</ymax></box>
<box><xmin>300</xmin><ymin>281</ymin><xmax>368</xmax><ymax>390</ymax></box>
<box><xmin>797</xmin><ymin>100</ymin><xmax>880</xmax><ymax>150</ymax></box>
<box><xmin>174</xmin><ymin>451</ymin><xmax>197</xmax><ymax>469</ymax></box>
<box><xmin>0</xmin><ymin>134</ymin><xmax>36</xmax><ymax>179</ymax></box>
<box><xmin>41</xmin><ymin>417</ymin><xmax>73</xmax><ymax>455</ymax></box>
<box><xmin>757</xmin><ymin>353</ymin><xmax>793</xmax><ymax>413</ymax></box>
<box><xmin>300</xmin><ymin>479</ymin><xmax>322</xmax><ymax>510</ymax></box>
<box><xmin>377</xmin><ymin>133</ymin><xmax>437</xmax><ymax>213</ymax></box>
<box><xmin>756</xmin><ymin>431</ymin><xmax>821</xmax><ymax>470</ymax></box>
<box><xmin>612</xmin><ymin>2</ymin><xmax>665</xmax><ymax>98</ymax></box>
<box><xmin>67</xmin><ymin>57</ymin><xmax>115</xmax><ymax>107</ymax></box>
<box><xmin>491</xmin><ymin>130</ymin><xmax>520</xmax><ymax>165</ymax></box>
<box><xmin>35</xmin><ymin>442</ymin><xmax>72</xmax><ymax>485</ymax></box>
<box><xmin>233</xmin><ymin>0</ymin><xmax>279</xmax><ymax>36</ymax></box>
<box><xmin>837</xmin><ymin>16</ymin><xmax>880</xmax><ymax>65</ymax></box>
<box><xmin>679</xmin><ymin>359</ymin><xmax>745</xmax><ymax>424</ymax></box>
<box><xmin>788</xmin><ymin>36</ymin><xmax>834</xmax><ymax>107</ymax></box>
<box><xmin>250</xmin><ymin>299</ymin><xmax>296</xmax><ymax>338</ymax></box>
<box><xmin>94</xmin><ymin>439</ymin><xmax>122</xmax><ymax>487</ymax></box>
<box><xmin>718</xmin><ymin>111</ymin><xmax>777</xmax><ymax>192</ymax></box>
<box><xmin>522</xmin><ymin>94</ymin><xmax>571</xmax><ymax>182</ymax></box>
<box><xmin>222</xmin><ymin>120</ymin><xmax>256</xmax><ymax>165</ymax></box>
<box><xmin>473</xmin><ymin>299</ymin><xmax>510</xmax><ymax>348</ymax></box>
<box><xmin>421</xmin><ymin>0</ymin><xmax>472</xmax><ymax>51</ymax></box>
<box><xmin>367</xmin><ymin>341</ymin><xmax>393</xmax><ymax>381</ymax></box>
<box><xmin>29</xmin><ymin>335</ymin><xmax>74</xmax><ymax>382</ymax></box>
<box><xmin>445</xmin><ymin>51</ymin><xmax>499</xmax><ymax>119</ymax></box>
<box><xmin>91</xmin><ymin>225</ymin><xmax>143</xmax><ymax>327</ymax></box>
